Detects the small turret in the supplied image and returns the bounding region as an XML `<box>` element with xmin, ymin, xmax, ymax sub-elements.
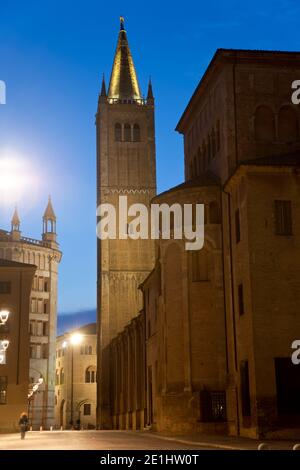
<box><xmin>11</xmin><ymin>207</ymin><xmax>21</xmax><ymax>241</ymax></box>
<box><xmin>100</xmin><ymin>74</ymin><xmax>107</xmax><ymax>97</ymax></box>
<box><xmin>147</xmin><ymin>77</ymin><xmax>154</xmax><ymax>104</ymax></box>
<box><xmin>42</xmin><ymin>196</ymin><xmax>57</xmax><ymax>245</ymax></box>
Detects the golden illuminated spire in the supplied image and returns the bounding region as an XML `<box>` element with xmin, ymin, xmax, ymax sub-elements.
<box><xmin>108</xmin><ymin>17</ymin><xmax>142</xmax><ymax>101</ymax></box>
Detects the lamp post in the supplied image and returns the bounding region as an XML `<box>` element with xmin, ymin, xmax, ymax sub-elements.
<box><xmin>63</xmin><ymin>333</ymin><xmax>83</xmax><ymax>428</ymax></box>
<box><xmin>28</xmin><ymin>377</ymin><xmax>44</xmax><ymax>425</ymax></box>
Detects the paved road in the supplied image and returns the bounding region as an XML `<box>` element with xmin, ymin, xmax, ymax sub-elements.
<box><xmin>0</xmin><ymin>430</ymin><xmax>210</xmax><ymax>450</ymax></box>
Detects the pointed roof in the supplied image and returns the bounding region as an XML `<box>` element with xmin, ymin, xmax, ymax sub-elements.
<box><xmin>43</xmin><ymin>196</ymin><xmax>56</xmax><ymax>220</ymax></box>
<box><xmin>100</xmin><ymin>74</ymin><xmax>107</xmax><ymax>97</ymax></box>
<box><xmin>11</xmin><ymin>207</ymin><xmax>20</xmax><ymax>227</ymax></box>
<box><xmin>108</xmin><ymin>17</ymin><xmax>142</xmax><ymax>101</ymax></box>
<box><xmin>147</xmin><ymin>77</ymin><xmax>154</xmax><ymax>100</ymax></box>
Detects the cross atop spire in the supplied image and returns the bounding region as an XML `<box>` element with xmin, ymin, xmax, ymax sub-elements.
<box><xmin>120</xmin><ymin>16</ymin><xmax>125</xmax><ymax>31</ymax></box>
<box><xmin>108</xmin><ymin>17</ymin><xmax>142</xmax><ymax>101</ymax></box>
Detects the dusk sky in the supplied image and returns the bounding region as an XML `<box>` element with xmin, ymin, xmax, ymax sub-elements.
<box><xmin>0</xmin><ymin>0</ymin><xmax>300</xmax><ymax>317</ymax></box>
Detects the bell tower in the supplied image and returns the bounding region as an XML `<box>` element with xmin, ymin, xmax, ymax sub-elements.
<box><xmin>96</xmin><ymin>18</ymin><xmax>156</xmax><ymax>428</ymax></box>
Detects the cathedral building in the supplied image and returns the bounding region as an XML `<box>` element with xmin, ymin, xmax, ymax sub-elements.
<box><xmin>96</xmin><ymin>18</ymin><xmax>156</xmax><ymax>428</ymax></box>
<box><xmin>104</xmin><ymin>46</ymin><xmax>300</xmax><ymax>438</ymax></box>
<box><xmin>0</xmin><ymin>199</ymin><xmax>62</xmax><ymax>429</ymax></box>
<box><xmin>175</xmin><ymin>49</ymin><xmax>300</xmax><ymax>438</ymax></box>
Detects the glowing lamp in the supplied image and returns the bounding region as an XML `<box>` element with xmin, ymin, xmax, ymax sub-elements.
<box><xmin>0</xmin><ymin>309</ymin><xmax>10</xmax><ymax>325</ymax></box>
<box><xmin>1</xmin><ymin>339</ymin><xmax>9</xmax><ymax>351</ymax></box>
<box><xmin>70</xmin><ymin>333</ymin><xmax>83</xmax><ymax>346</ymax></box>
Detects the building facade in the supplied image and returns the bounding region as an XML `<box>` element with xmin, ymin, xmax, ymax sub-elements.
<box><xmin>96</xmin><ymin>18</ymin><xmax>156</xmax><ymax>428</ymax></box>
<box><xmin>109</xmin><ymin>312</ymin><xmax>146</xmax><ymax>430</ymax></box>
<box><xmin>107</xmin><ymin>49</ymin><xmax>300</xmax><ymax>438</ymax></box>
<box><xmin>0</xmin><ymin>259</ymin><xmax>36</xmax><ymax>432</ymax></box>
<box><xmin>141</xmin><ymin>181</ymin><xmax>227</xmax><ymax>434</ymax></box>
<box><xmin>55</xmin><ymin>323</ymin><xmax>97</xmax><ymax>429</ymax></box>
<box><xmin>0</xmin><ymin>200</ymin><xmax>62</xmax><ymax>429</ymax></box>
<box><xmin>175</xmin><ymin>49</ymin><xmax>300</xmax><ymax>438</ymax></box>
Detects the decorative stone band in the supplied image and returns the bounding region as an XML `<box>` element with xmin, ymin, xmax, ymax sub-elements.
<box><xmin>102</xmin><ymin>188</ymin><xmax>153</xmax><ymax>196</ymax></box>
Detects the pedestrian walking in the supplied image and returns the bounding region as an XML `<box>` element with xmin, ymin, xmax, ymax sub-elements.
<box><xmin>19</xmin><ymin>412</ymin><xmax>29</xmax><ymax>439</ymax></box>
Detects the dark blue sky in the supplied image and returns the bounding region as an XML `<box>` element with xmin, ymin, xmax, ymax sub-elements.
<box><xmin>0</xmin><ymin>0</ymin><xmax>299</xmax><ymax>315</ymax></box>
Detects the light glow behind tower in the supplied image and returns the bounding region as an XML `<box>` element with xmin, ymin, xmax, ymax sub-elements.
<box><xmin>0</xmin><ymin>149</ymin><xmax>38</xmax><ymax>206</ymax></box>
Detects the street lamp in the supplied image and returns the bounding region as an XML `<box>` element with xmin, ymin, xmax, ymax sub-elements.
<box><xmin>28</xmin><ymin>377</ymin><xmax>44</xmax><ymax>423</ymax></box>
<box><xmin>0</xmin><ymin>309</ymin><xmax>10</xmax><ymax>325</ymax></box>
<box><xmin>0</xmin><ymin>339</ymin><xmax>9</xmax><ymax>350</ymax></box>
<box><xmin>63</xmin><ymin>333</ymin><xmax>83</xmax><ymax>428</ymax></box>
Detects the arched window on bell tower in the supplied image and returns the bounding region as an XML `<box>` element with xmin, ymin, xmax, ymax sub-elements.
<box><xmin>124</xmin><ymin>123</ymin><xmax>131</xmax><ymax>142</ymax></box>
<box><xmin>115</xmin><ymin>123</ymin><xmax>122</xmax><ymax>141</ymax></box>
<box><xmin>133</xmin><ymin>123</ymin><xmax>140</xmax><ymax>142</ymax></box>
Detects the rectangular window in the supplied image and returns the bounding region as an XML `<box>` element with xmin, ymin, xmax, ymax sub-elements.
<box><xmin>240</xmin><ymin>360</ymin><xmax>251</xmax><ymax>417</ymax></box>
<box><xmin>37</xmin><ymin>322</ymin><xmax>43</xmax><ymax>336</ymax></box>
<box><xmin>37</xmin><ymin>299</ymin><xmax>43</xmax><ymax>314</ymax></box>
<box><xmin>38</xmin><ymin>277</ymin><xmax>43</xmax><ymax>292</ymax></box>
<box><xmin>31</xmin><ymin>298</ymin><xmax>36</xmax><ymax>313</ymax></box>
<box><xmin>42</xmin><ymin>322</ymin><xmax>48</xmax><ymax>336</ymax></box>
<box><xmin>200</xmin><ymin>390</ymin><xmax>227</xmax><ymax>422</ymax></box>
<box><xmin>235</xmin><ymin>209</ymin><xmax>241</xmax><ymax>243</ymax></box>
<box><xmin>44</xmin><ymin>281</ymin><xmax>49</xmax><ymax>292</ymax></box>
<box><xmin>0</xmin><ymin>376</ymin><xmax>8</xmax><ymax>404</ymax></box>
<box><xmin>43</xmin><ymin>302</ymin><xmax>47</xmax><ymax>314</ymax></box>
<box><xmin>29</xmin><ymin>321</ymin><xmax>35</xmax><ymax>336</ymax></box>
<box><xmin>0</xmin><ymin>282</ymin><xmax>11</xmax><ymax>294</ymax></box>
<box><xmin>36</xmin><ymin>344</ymin><xmax>41</xmax><ymax>359</ymax></box>
<box><xmin>42</xmin><ymin>344</ymin><xmax>48</xmax><ymax>359</ymax></box>
<box><xmin>30</xmin><ymin>345</ymin><xmax>36</xmax><ymax>359</ymax></box>
<box><xmin>83</xmin><ymin>404</ymin><xmax>91</xmax><ymax>416</ymax></box>
<box><xmin>275</xmin><ymin>200</ymin><xmax>292</xmax><ymax>235</ymax></box>
<box><xmin>238</xmin><ymin>283</ymin><xmax>244</xmax><ymax>316</ymax></box>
